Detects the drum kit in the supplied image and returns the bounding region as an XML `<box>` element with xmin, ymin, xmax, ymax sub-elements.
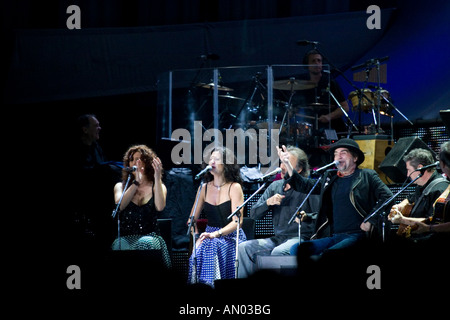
<box><xmin>193</xmin><ymin>54</ymin><xmax>413</xmax><ymax>149</ymax></box>
<box><xmin>195</xmin><ymin>77</ymin><xmax>330</xmax><ymax>148</ymax></box>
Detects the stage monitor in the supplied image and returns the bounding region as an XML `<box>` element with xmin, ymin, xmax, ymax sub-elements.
<box><xmin>440</xmin><ymin>109</ymin><xmax>450</xmax><ymax>135</ymax></box>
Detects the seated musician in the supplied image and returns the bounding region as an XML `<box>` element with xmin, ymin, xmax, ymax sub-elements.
<box><xmin>237</xmin><ymin>146</ymin><xmax>319</xmax><ymax>278</ymax></box>
<box><xmin>408</xmin><ymin>142</ymin><xmax>450</xmax><ymax>235</ymax></box>
<box><xmin>282</xmin><ymin>138</ymin><xmax>393</xmax><ymax>257</ymax></box>
<box><xmin>388</xmin><ymin>148</ymin><xmax>449</xmax><ymax>237</ymax></box>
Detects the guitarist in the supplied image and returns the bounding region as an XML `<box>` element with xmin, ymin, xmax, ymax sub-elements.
<box><xmin>411</xmin><ymin>141</ymin><xmax>450</xmax><ymax>235</ymax></box>
<box><xmin>389</xmin><ymin>148</ymin><xmax>449</xmax><ymax>236</ymax></box>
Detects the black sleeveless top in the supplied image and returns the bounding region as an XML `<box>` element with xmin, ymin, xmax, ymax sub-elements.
<box><xmin>119</xmin><ymin>194</ymin><xmax>160</xmax><ymax>237</ymax></box>
<box><xmin>203</xmin><ymin>183</ymin><xmax>233</xmax><ymax>228</ymax></box>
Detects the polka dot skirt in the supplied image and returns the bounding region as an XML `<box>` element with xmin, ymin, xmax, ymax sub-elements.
<box><xmin>188</xmin><ymin>226</ymin><xmax>247</xmax><ymax>286</ymax></box>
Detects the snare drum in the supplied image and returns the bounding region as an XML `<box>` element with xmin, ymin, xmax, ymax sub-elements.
<box><xmin>348</xmin><ymin>89</ymin><xmax>374</xmax><ymax>112</ymax></box>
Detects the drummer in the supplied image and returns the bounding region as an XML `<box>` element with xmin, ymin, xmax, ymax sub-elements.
<box><xmin>295</xmin><ymin>49</ymin><xmax>350</xmax><ymax>134</ymax></box>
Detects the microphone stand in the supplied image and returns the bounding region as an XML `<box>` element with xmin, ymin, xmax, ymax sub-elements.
<box><xmin>278</xmin><ymin>83</ymin><xmax>296</xmax><ymax>143</ymax></box>
<box><xmin>227</xmin><ymin>178</ymin><xmax>272</xmax><ymax>278</ymax></box>
<box><xmin>232</xmin><ymin>74</ymin><xmax>264</xmax><ymax>129</ymax></box>
<box><xmin>380</xmin><ymin>91</ymin><xmax>413</xmax><ymax>126</ymax></box>
<box><xmin>288</xmin><ymin>172</ymin><xmax>324</xmax><ymax>245</ymax></box>
<box><xmin>111</xmin><ymin>173</ymin><xmax>132</xmax><ymax>250</ymax></box>
<box><xmin>361</xmin><ymin>67</ymin><xmax>377</xmax><ymax>130</ymax></box>
<box><xmin>325</xmin><ymin>87</ymin><xmax>358</xmax><ymax>136</ymax></box>
<box><xmin>186</xmin><ymin>182</ymin><xmax>205</xmax><ymax>284</ymax></box>
<box><xmin>363</xmin><ymin>173</ymin><xmax>423</xmax><ymax>242</ymax></box>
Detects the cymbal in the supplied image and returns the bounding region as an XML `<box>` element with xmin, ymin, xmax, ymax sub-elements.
<box><xmin>197</xmin><ymin>82</ymin><xmax>234</xmax><ymax>91</ymax></box>
<box><xmin>218</xmin><ymin>94</ymin><xmax>245</xmax><ymax>101</ymax></box>
<box><xmin>273</xmin><ymin>79</ymin><xmax>317</xmax><ymax>91</ymax></box>
<box><xmin>274</xmin><ymin>99</ymin><xmax>289</xmax><ymax>106</ymax></box>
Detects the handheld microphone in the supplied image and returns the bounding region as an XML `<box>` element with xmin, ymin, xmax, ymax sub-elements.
<box><xmin>414</xmin><ymin>161</ymin><xmax>439</xmax><ymax>173</ymax></box>
<box><xmin>257</xmin><ymin>167</ymin><xmax>282</xmax><ymax>181</ymax></box>
<box><xmin>195</xmin><ymin>165</ymin><xmax>212</xmax><ymax>180</ymax></box>
<box><xmin>124</xmin><ymin>166</ymin><xmax>137</xmax><ymax>173</ymax></box>
<box><xmin>314</xmin><ymin>160</ymin><xmax>339</xmax><ymax>173</ymax></box>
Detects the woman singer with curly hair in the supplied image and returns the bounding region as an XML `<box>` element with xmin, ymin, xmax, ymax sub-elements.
<box><xmin>112</xmin><ymin>145</ymin><xmax>171</xmax><ymax>268</ymax></box>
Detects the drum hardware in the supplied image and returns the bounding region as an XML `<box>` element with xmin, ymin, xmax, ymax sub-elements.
<box><xmin>307</xmin><ymin>102</ymin><xmax>329</xmax><ymax>109</ymax></box>
<box><xmin>218</xmin><ymin>93</ymin><xmax>245</xmax><ymax>101</ymax></box>
<box><xmin>273</xmin><ymin>78</ymin><xmax>317</xmax><ymax>91</ymax></box>
<box><xmin>230</xmin><ymin>72</ymin><xmax>267</xmax><ymax>130</ymax></box>
<box><xmin>196</xmin><ymin>82</ymin><xmax>234</xmax><ymax>91</ymax></box>
<box><xmin>276</xmin><ymin>78</ymin><xmax>302</xmax><ymax>143</ymax></box>
<box><xmin>246</xmin><ymin>103</ymin><xmax>260</xmax><ymax>114</ymax></box>
<box><xmin>324</xmin><ymin>86</ymin><xmax>358</xmax><ymax>137</ymax></box>
<box><xmin>274</xmin><ymin>99</ymin><xmax>288</xmax><ymax>107</ymax></box>
<box><xmin>377</xmin><ymin>89</ymin><xmax>411</xmax><ymax>124</ymax></box>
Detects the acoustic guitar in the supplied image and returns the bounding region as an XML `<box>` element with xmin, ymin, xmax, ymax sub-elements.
<box><xmin>432</xmin><ymin>186</ymin><xmax>450</xmax><ymax>223</ymax></box>
<box><xmin>389</xmin><ymin>203</ymin><xmax>417</xmax><ymax>238</ymax></box>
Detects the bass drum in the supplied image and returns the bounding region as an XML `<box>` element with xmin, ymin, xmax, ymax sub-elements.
<box><xmin>256</xmin><ymin>119</ymin><xmax>286</xmax><ymax>133</ymax></box>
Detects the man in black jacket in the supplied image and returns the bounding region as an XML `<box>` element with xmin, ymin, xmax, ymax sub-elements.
<box><xmin>279</xmin><ymin>138</ymin><xmax>393</xmax><ymax>256</ymax></box>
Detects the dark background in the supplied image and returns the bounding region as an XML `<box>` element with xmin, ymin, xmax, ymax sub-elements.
<box><xmin>4</xmin><ymin>1</ymin><xmax>449</xmax><ymax>311</ymax></box>
<box><xmin>3</xmin><ymin>0</ymin><xmax>449</xmax><ymax>164</ymax></box>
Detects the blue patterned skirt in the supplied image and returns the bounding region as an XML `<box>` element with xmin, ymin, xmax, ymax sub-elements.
<box><xmin>188</xmin><ymin>226</ymin><xmax>247</xmax><ymax>286</ymax></box>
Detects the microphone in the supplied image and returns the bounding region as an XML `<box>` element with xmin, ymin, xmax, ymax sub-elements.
<box><xmin>351</xmin><ymin>56</ymin><xmax>390</xmax><ymax>71</ymax></box>
<box><xmin>298</xmin><ymin>211</ymin><xmax>319</xmax><ymax>221</ymax></box>
<box><xmin>414</xmin><ymin>161</ymin><xmax>439</xmax><ymax>173</ymax></box>
<box><xmin>296</xmin><ymin>40</ymin><xmax>320</xmax><ymax>46</ymax></box>
<box><xmin>314</xmin><ymin>160</ymin><xmax>340</xmax><ymax>173</ymax></box>
<box><xmin>195</xmin><ymin>165</ymin><xmax>212</xmax><ymax>180</ymax></box>
<box><xmin>367</xmin><ymin>56</ymin><xmax>389</xmax><ymax>65</ymax></box>
<box><xmin>199</xmin><ymin>53</ymin><xmax>220</xmax><ymax>60</ymax></box>
<box><xmin>257</xmin><ymin>167</ymin><xmax>282</xmax><ymax>181</ymax></box>
<box><xmin>124</xmin><ymin>166</ymin><xmax>137</xmax><ymax>173</ymax></box>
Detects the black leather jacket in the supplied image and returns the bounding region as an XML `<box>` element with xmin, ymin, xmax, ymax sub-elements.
<box><xmin>287</xmin><ymin>168</ymin><xmax>393</xmax><ymax>239</ymax></box>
